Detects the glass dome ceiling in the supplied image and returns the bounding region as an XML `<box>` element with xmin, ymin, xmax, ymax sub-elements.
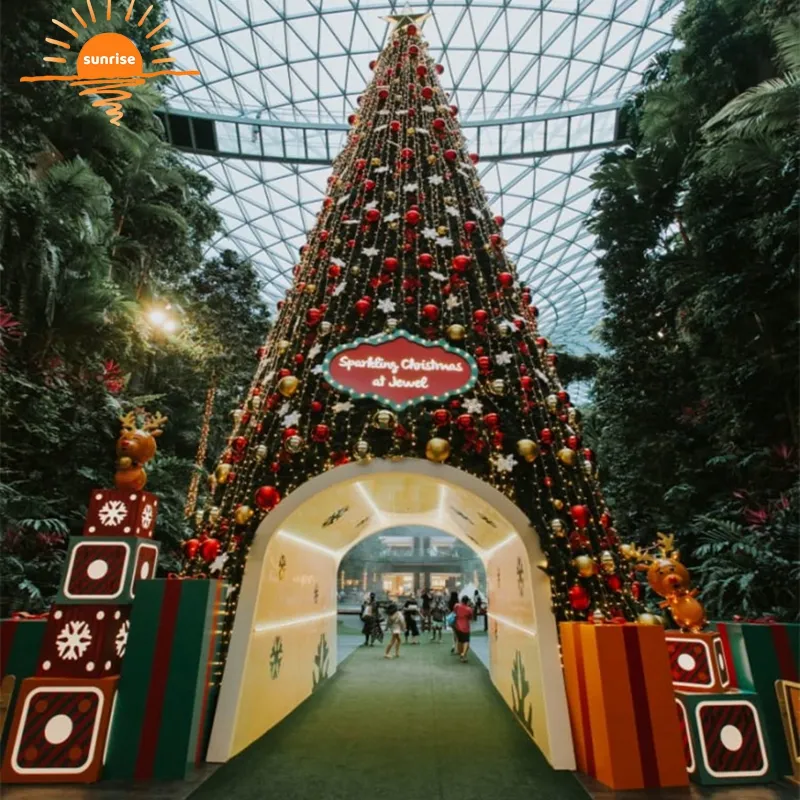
<box><xmin>162</xmin><ymin>0</ymin><xmax>680</xmax><ymax>354</ymax></box>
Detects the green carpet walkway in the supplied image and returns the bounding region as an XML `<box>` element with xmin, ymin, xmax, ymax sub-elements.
<box><xmin>191</xmin><ymin>638</ymin><xmax>588</xmax><ymax>800</ymax></box>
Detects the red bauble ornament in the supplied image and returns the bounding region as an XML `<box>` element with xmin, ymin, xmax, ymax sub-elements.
<box><xmin>365</xmin><ymin>208</ymin><xmax>381</xmax><ymax>223</ymax></box>
<box><xmin>422</xmin><ymin>303</ymin><xmax>440</xmax><ymax>321</ymax></box>
<box><xmin>473</xmin><ymin>309</ymin><xmax>489</xmax><ymax>324</ymax></box>
<box><xmin>451</xmin><ymin>254</ymin><xmax>471</xmax><ymax>272</ymax></box>
<box><xmin>311</xmin><ymin>400</ymin><xmax>323</xmax><ymax>413</ymax></box>
<box><xmin>631</xmin><ymin>581</ymin><xmax>642</xmax><ymax>600</ymax></box>
<box><xmin>539</xmin><ymin>428</ymin><xmax>553</xmax><ymax>444</ymax></box>
<box><xmin>255</xmin><ymin>485</ymin><xmax>281</xmax><ymax>511</ymax></box>
<box><xmin>494</xmin><ymin>214</ymin><xmax>505</xmax><ymax>226</ymax></box>
<box><xmin>355</xmin><ymin>158</ymin><xmax>367</xmax><ymax>171</ymax></box>
<box><xmin>355</xmin><ymin>298</ymin><xmax>372</xmax><ymax>317</ymax></box>
<box><xmin>311</xmin><ymin>424</ymin><xmax>331</xmax><ymax>443</ymax></box>
<box><xmin>348</xmin><ymin>113</ymin><xmax>357</xmax><ymax>126</ymax></box>
<box><xmin>436</xmin><ymin>64</ymin><xmax>445</xmax><ymax>74</ymax></box>
<box><xmin>400</xmin><ymin>147</ymin><xmax>414</xmax><ymax>160</ymax></box>
<box><xmin>432</xmin><ymin>409</ymin><xmax>451</xmax><ymax>427</ymax></box>
<box><xmin>489</xmin><ymin>233</ymin><xmax>502</xmax><ymax>247</ymax></box>
<box><xmin>606</xmin><ymin>574</ymin><xmax>623</xmax><ymax>593</ymax></box>
<box><xmin>483</xmin><ymin>412</ymin><xmax>500</xmax><ymax>429</ymax></box>
<box><xmin>432</xmin><ymin>118</ymin><xmax>446</xmax><ymax>131</ymax></box>
<box><xmin>450</xmin><ymin>104</ymin><xmax>458</xmax><ymax>116</ymax></box>
<box><xmin>406</xmin><ymin>24</ymin><xmax>417</xmax><ymax>36</ymax></box>
<box><xmin>200</xmin><ymin>538</ymin><xmax>220</xmax><ymax>563</ymax></box>
<box><xmin>477</xmin><ymin>356</ymin><xmax>491</xmax><ymax>373</ymax></box>
<box><xmin>570</xmin><ymin>504</ymin><xmax>590</xmax><ymax>529</ymax></box>
<box><xmin>422</xmin><ymin>86</ymin><xmax>433</xmax><ymax>99</ymax></box>
<box><xmin>599</xmin><ymin>512</ymin><xmax>612</xmax><ymax>530</ymax></box>
<box><xmin>383</xmin><ymin>256</ymin><xmax>399</xmax><ymax>272</ymax></box>
<box><xmin>369</xmin><ymin>59</ymin><xmax>377</xmax><ymax>70</ymax></box>
<box><xmin>498</xmin><ymin>272</ymin><xmax>513</xmax><ymax>288</ymax></box>
<box><xmin>408</xmin><ymin>45</ymin><xmax>419</xmax><ymax>56</ymax></box>
<box><xmin>319</xmin><ymin>230</ymin><xmax>329</xmax><ymax>241</ymax></box>
<box><xmin>364</xmin><ymin>178</ymin><xmax>376</xmax><ymax>191</ymax></box>
<box><xmin>464</xmin><ymin>220</ymin><xmax>476</xmax><ymax>235</ymax></box>
<box><xmin>416</xmin><ymin>65</ymin><xmax>427</xmax><ymax>77</ymax></box>
<box><xmin>520</xmin><ymin>375</ymin><xmax>533</xmax><ymax>391</ymax></box>
<box><xmin>567</xmin><ymin>434</ymin><xmax>580</xmax><ymax>450</ymax></box>
<box><xmin>456</xmin><ymin>413</ymin><xmax>474</xmax><ymax>431</ymax></box>
<box><xmin>568</xmin><ymin>585</ymin><xmax>591</xmax><ymax>611</ymax></box>
<box><xmin>444</xmin><ymin>149</ymin><xmax>458</xmax><ymax>162</ymax></box>
<box><xmin>469</xmin><ymin>153</ymin><xmax>479</xmax><ymax>164</ymax></box>
<box><xmin>390</xmin><ymin>119</ymin><xmax>401</xmax><ymax>132</ymax></box>
<box><xmin>583</xmin><ymin>447</ymin><xmax>594</xmax><ymax>462</ymax></box>
<box><xmin>232</xmin><ymin>435</ymin><xmax>248</xmax><ymax>452</ymax></box>
<box><xmin>405</xmin><ymin>209</ymin><xmax>422</xmax><ymax>225</ymax></box>
<box><xmin>535</xmin><ymin>336</ymin><xmax>549</xmax><ymax>349</ymax></box>
<box><xmin>306</xmin><ymin>308</ymin><xmax>322</xmax><ymax>326</ymax></box>
<box><xmin>328</xmin><ymin>264</ymin><xmax>341</xmax><ymax>279</ymax></box>
<box><xmin>418</xmin><ymin>252</ymin><xmax>433</xmax><ymax>268</ymax></box>
<box><xmin>184</xmin><ymin>538</ymin><xmax>200</xmax><ymax>559</ymax></box>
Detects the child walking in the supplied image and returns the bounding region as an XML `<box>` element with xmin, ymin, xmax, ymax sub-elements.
<box><xmin>384</xmin><ymin>603</ymin><xmax>406</xmax><ymax>659</ymax></box>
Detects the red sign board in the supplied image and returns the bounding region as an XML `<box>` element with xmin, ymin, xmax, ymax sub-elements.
<box><xmin>322</xmin><ymin>331</ymin><xmax>478</xmax><ymax>411</ymax></box>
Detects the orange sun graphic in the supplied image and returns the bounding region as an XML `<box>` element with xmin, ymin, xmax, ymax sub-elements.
<box><xmin>21</xmin><ymin>0</ymin><xmax>200</xmax><ymax>126</ymax></box>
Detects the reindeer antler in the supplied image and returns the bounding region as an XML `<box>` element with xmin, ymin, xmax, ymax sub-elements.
<box><xmin>656</xmin><ymin>532</ymin><xmax>678</xmax><ymax>559</ymax></box>
<box><xmin>119</xmin><ymin>411</ymin><xmax>138</xmax><ymax>433</ymax></box>
<box><xmin>143</xmin><ymin>411</ymin><xmax>168</xmax><ymax>436</ymax></box>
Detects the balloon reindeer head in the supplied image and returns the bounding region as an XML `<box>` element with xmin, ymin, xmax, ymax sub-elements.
<box><xmin>636</xmin><ymin>533</ymin><xmax>707</xmax><ymax>632</ymax></box>
<box><xmin>115</xmin><ymin>410</ymin><xmax>168</xmax><ymax>491</ymax></box>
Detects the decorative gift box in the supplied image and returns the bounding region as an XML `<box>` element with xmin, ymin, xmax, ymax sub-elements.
<box><xmin>104</xmin><ymin>578</ymin><xmax>226</xmax><ymax>781</ymax></box>
<box><xmin>675</xmin><ymin>689</ymin><xmax>775</xmax><ymax>784</ymax></box>
<box><xmin>82</xmin><ymin>488</ymin><xmax>158</xmax><ymax>539</ymax></box>
<box><xmin>713</xmin><ymin>621</ymin><xmax>799</xmax><ymax>776</ymax></box>
<box><xmin>1</xmin><ymin>676</ymin><xmax>118</xmax><ymax>783</ymax></box>
<box><xmin>666</xmin><ymin>630</ymin><xmax>732</xmax><ymax>693</ymax></box>
<box><xmin>55</xmin><ymin>535</ymin><xmax>160</xmax><ymax>605</ymax></box>
<box><xmin>560</xmin><ymin>622</ymin><xmax>688</xmax><ymax>790</ymax></box>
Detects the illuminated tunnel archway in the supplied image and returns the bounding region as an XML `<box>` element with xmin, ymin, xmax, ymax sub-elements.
<box><xmin>208</xmin><ymin>458</ymin><xmax>575</xmax><ymax>770</ymax></box>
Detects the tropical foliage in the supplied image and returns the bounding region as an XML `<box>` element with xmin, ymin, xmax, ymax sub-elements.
<box><xmin>0</xmin><ymin>0</ymin><xmax>270</xmax><ymax>614</ymax></box>
<box><xmin>587</xmin><ymin>0</ymin><xmax>799</xmax><ymax>619</ymax></box>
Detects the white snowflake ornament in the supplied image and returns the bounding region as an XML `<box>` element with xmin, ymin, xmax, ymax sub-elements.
<box><xmin>56</xmin><ymin>620</ymin><xmax>92</xmax><ymax>661</ymax></box>
<box><xmin>495</xmin><ymin>351</ymin><xmax>513</xmax><ymax>366</ymax></box>
<box><xmin>493</xmin><ymin>453</ymin><xmax>518</xmax><ymax>473</ymax></box>
<box><xmin>99</xmin><ymin>500</ymin><xmax>127</xmax><ymax>527</ymax></box>
<box><xmin>462</xmin><ymin>398</ymin><xmax>484</xmax><ymax>414</ymax></box>
<box><xmin>377</xmin><ymin>298</ymin><xmax>397</xmax><ymax>313</ymax></box>
<box><xmin>115</xmin><ymin>619</ymin><xmax>130</xmax><ymax>658</ymax></box>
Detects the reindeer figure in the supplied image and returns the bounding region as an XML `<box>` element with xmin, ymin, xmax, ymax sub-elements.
<box><xmin>115</xmin><ymin>410</ymin><xmax>168</xmax><ymax>491</ymax></box>
<box><xmin>636</xmin><ymin>533</ymin><xmax>707</xmax><ymax>632</ymax></box>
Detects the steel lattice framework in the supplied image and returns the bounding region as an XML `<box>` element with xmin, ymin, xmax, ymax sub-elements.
<box><xmin>162</xmin><ymin>0</ymin><xmax>680</xmax><ymax>354</ymax></box>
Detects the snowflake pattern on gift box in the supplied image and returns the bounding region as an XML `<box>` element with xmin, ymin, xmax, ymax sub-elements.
<box><xmin>98</xmin><ymin>500</ymin><xmax>127</xmax><ymax>527</ymax></box>
<box><xmin>56</xmin><ymin>620</ymin><xmax>92</xmax><ymax>661</ymax></box>
<box><xmin>140</xmin><ymin>504</ymin><xmax>154</xmax><ymax>530</ymax></box>
<box><xmin>114</xmin><ymin>619</ymin><xmax>130</xmax><ymax>658</ymax></box>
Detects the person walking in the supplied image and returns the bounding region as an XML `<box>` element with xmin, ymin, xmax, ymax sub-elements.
<box><xmin>384</xmin><ymin>603</ymin><xmax>405</xmax><ymax>659</ymax></box>
<box><xmin>403</xmin><ymin>597</ymin><xmax>420</xmax><ymax>644</ymax></box>
<box><xmin>453</xmin><ymin>594</ymin><xmax>474</xmax><ymax>663</ymax></box>
<box><xmin>429</xmin><ymin>597</ymin><xmax>445</xmax><ymax>642</ymax></box>
<box><xmin>447</xmin><ymin>590</ymin><xmax>460</xmax><ymax>654</ymax></box>
<box><xmin>420</xmin><ymin>588</ymin><xmax>432</xmax><ymax>633</ymax></box>
<box><xmin>361</xmin><ymin>592</ymin><xmax>378</xmax><ymax>647</ymax></box>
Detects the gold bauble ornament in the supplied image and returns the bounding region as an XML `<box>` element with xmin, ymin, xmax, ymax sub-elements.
<box><xmin>425</xmin><ymin>437</ymin><xmax>451</xmax><ymax>463</ymax></box>
<box><xmin>447</xmin><ymin>324</ymin><xmax>466</xmax><ymax>342</ymax></box>
<box><xmin>215</xmin><ymin>464</ymin><xmax>232</xmax><ymax>484</ymax></box>
<box><xmin>278</xmin><ymin>376</ymin><xmax>300</xmax><ymax>398</ymax></box>
<box><xmin>516</xmin><ymin>439</ymin><xmax>539</xmax><ymax>462</ymax></box>
<box><xmin>545</xmin><ymin>394</ymin><xmax>558</xmax><ymax>411</ymax></box>
<box><xmin>232</xmin><ymin>409</ymin><xmax>244</xmax><ymax>424</ymax></box>
<box><xmin>354</xmin><ymin>439</ymin><xmax>371</xmax><ymax>459</ymax></box>
<box><xmin>549</xmin><ymin>518</ymin><xmax>566</xmax><ymax>537</ymax></box>
<box><xmin>277</xmin><ymin>339</ymin><xmax>291</xmax><ymax>354</ymax></box>
<box><xmin>495</xmin><ymin>322</ymin><xmax>512</xmax><ymax>337</ymax></box>
<box><xmin>388</xmin><ymin>221</ymin><xmax>399</xmax><ymax>230</ymax></box>
<box><xmin>600</xmin><ymin>551</ymin><xmax>616</xmax><ymax>574</ymax></box>
<box><xmin>582</xmin><ymin>459</ymin><xmax>594</xmax><ymax>476</ymax></box>
<box><xmin>234</xmin><ymin>505</ymin><xmax>254</xmax><ymax>525</ymax></box>
<box><xmin>427</xmin><ymin>154</ymin><xmax>437</xmax><ymax>165</ymax></box>
<box><xmin>406</xmin><ymin>127</ymin><xmax>415</xmax><ymax>135</ymax></box>
<box><xmin>637</xmin><ymin>613</ymin><xmax>664</xmax><ymax>626</ymax></box>
<box><xmin>552</xmin><ymin>498</ymin><xmax>565</xmax><ymax>511</ymax></box>
<box><xmin>351</xmin><ymin>265</ymin><xmax>361</xmax><ymax>275</ymax></box>
<box><xmin>568</xmin><ymin>408</ymin><xmax>579</xmax><ymax>425</ymax></box>
<box><xmin>372</xmin><ymin>409</ymin><xmax>397</xmax><ymax>430</ymax></box>
<box><xmin>285</xmin><ymin>435</ymin><xmax>304</xmax><ymax>454</ymax></box>
<box><xmin>386</xmin><ymin>191</ymin><xmax>396</xmax><ymax>200</ymax></box>
<box><xmin>573</xmin><ymin>555</ymin><xmax>595</xmax><ymax>578</ymax></box>
<box><xmin>489</xmin><ymin>378</ymin><xmax>506</xmax><ymax>396</ymax></box>
<box><xmin>437</xmin><ymin>225</ymin><xmax>448</xmax><ymax>235</ymax></box>
<box><xmin>304</xmin><ymin>283</ymin><xmax>316</xmax><ymax>294</ymax></box>
<box><xmin>194</xmin><ymin>510</ymin><xmax>204</xmax><ymax>527</ymax></box>
<box><xmin>255</xmin><ymin>444</ymin><xmax>268</xmax><ymax>462</ymax></box>
<box><xmin>250</xmin><ymin>395</ymin><xmax>263</xmax><ymax>410</ymax></box>
<box><xmin>371</xmin><ymin>157</ymin><xmax>381</xmax><ymax>167</ymax></box>
<box><xmin>207</xmin><ymin>475</ymin><xmax>217</xmax><ymax>492</ymax></box>
<box><xmin>386</xmin><ymin>318</ymin><xmax>399</xmax><ymax>331</ymax></box>
<box><xmin>557</xmin><ymin>447</ymin><xmax>577</xmax><ymax>467</ymax></box>
<box><xmin>444</xmin><ymin>195</ymin><xmax>455</xmax><ymax>205</ymax></box>
<box><xmin>319</xmin><ymin>321</ymin><xmax>333</xmax><ymax>336</ymax></box>
<box><xmin>208</xmin><ymin>506</ymin><xmax>221</xmax><ymax>523</ymax></box>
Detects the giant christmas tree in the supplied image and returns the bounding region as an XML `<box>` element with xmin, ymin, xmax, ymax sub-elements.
<box><xmin>185</xmin><ymin>11</ymin><xmax>644</xmax><ymax>628</ymax></box>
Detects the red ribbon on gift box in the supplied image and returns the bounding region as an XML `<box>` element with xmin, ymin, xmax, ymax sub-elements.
<box><xmin>9</xmin><ymin>611</ymin><xmax>49</xmax><ymax>620</ymax></box>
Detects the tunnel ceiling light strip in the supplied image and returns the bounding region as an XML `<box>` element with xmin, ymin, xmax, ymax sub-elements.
<box><xmin>277</xmin><ymin>529</ymin><xmax>343</xmax><ymax>559</ymax></box>
<box><xmin>481</xmin><ymin>531</ymin><xmax>518</xmax><ymax>559</ymax></box>
<box><xmin>488</xmin><ymin>612</ymin><xmax>537</xmax><ymax>638</ymax></box>
<box><xmin>254</xmin><ymin>610</ymin><xmax>337</xmax><ymax>634</ymax></box>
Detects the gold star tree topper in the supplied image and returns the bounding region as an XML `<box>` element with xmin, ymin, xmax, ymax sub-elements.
<box><xmin>381</xmin><ymin>5</ymin><xmax>432</xmax><ymax>33</ymax></box>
